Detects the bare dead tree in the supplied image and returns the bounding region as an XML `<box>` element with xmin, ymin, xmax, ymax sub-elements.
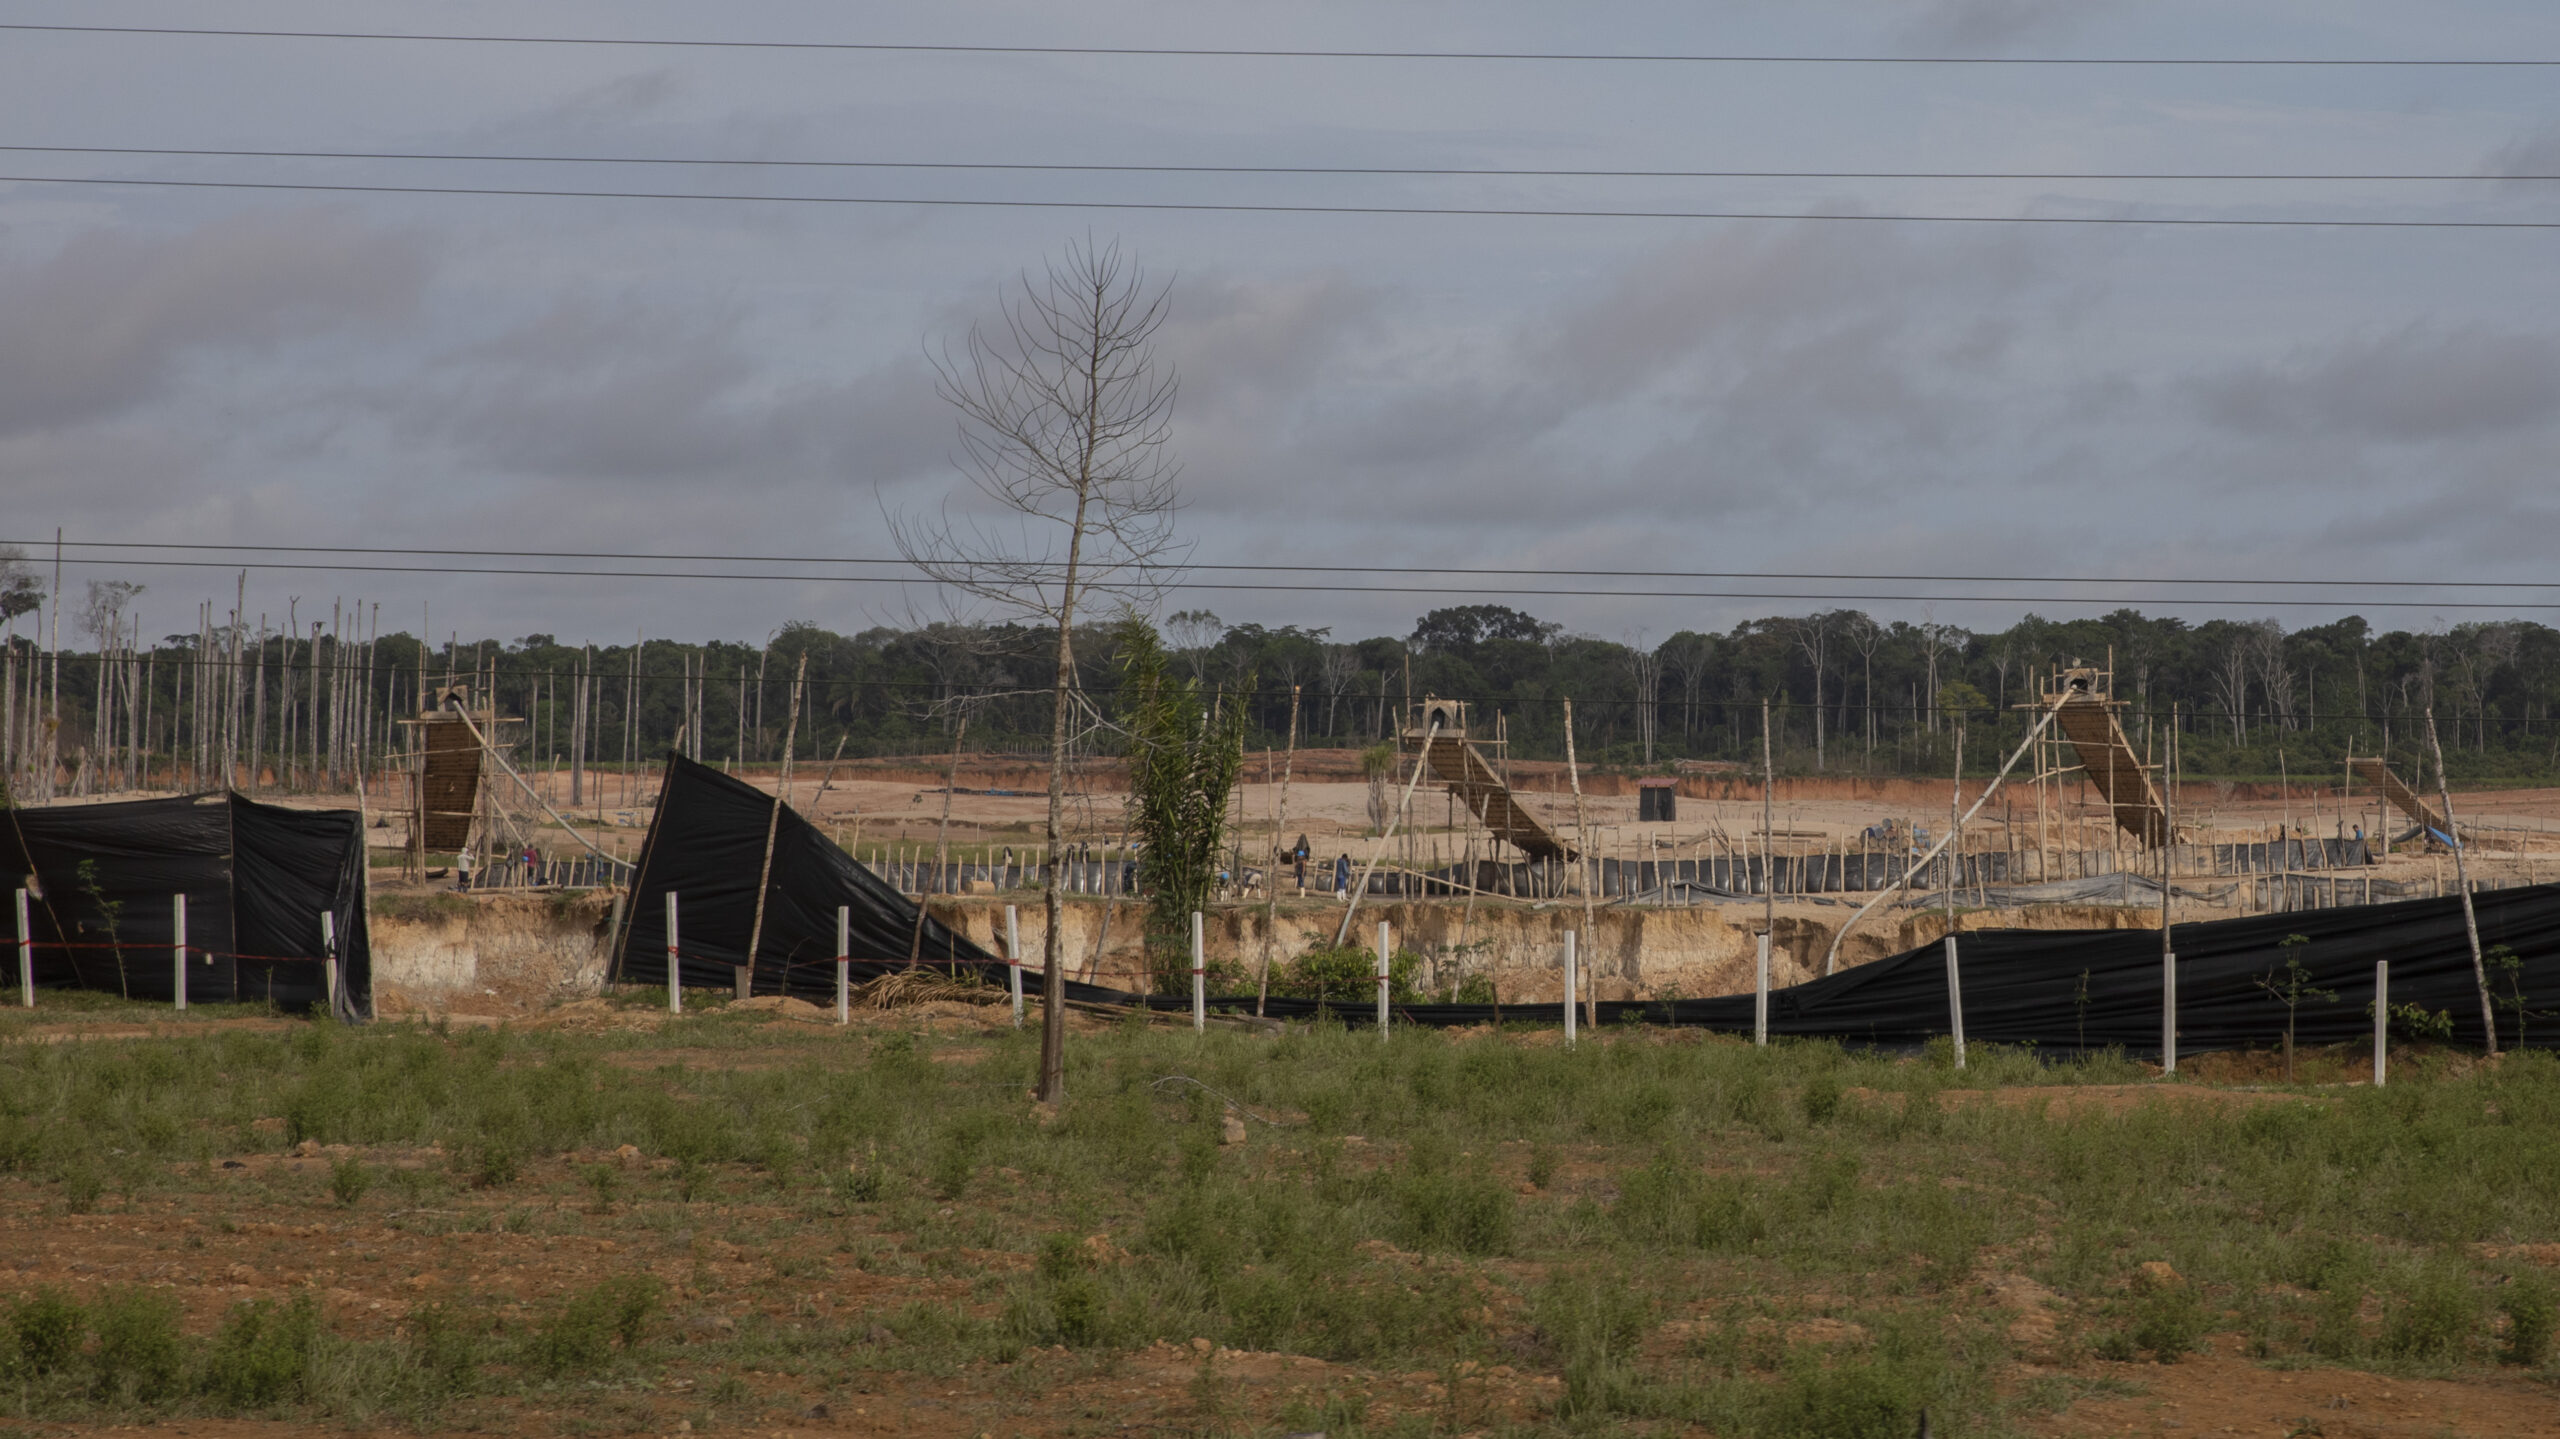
<box><xmin>1318</xmin><ymin>643</ymin><xmax>1358</xmax><ymax>740</ymax></box>
<box><xmin>891</xmin><ymin>237</ymin><xmax>1183</xmax><ymax>1105</ymax></box>
<box><xmin>1845</xmin><ymin>615</ymin><xmax>1883</xmax><ymax>758</ymax></box>
<box><xmin>1622</xmin><ymin>631</ymin><xmax>1662</xmax><ymax>765</ymax></box>
<box><xmin>1788</xmin><ymin>614</ymin><xmax>1832</xmax><ymax>771</ymax></box>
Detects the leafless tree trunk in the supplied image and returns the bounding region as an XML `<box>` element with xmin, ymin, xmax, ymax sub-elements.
<box><xmin>1846</xmin><ymin>615</ymin><xmax>1883</xmax><ymax>759</ymax></box>
<box><xmin>894</xmin><ymin>237</ymin><xmax>1183</xmax><ymax>1106</ymax></box>
<box><xmin>1623</xmin><ymin>633</ymin><xmax>1663</xmax><ymax>765</ymax></box>
<box><xmin>1319</xmin><ymin>644</ymin><xmax>1357</xmax><ymax>739</ymax></box>
<box><xmin>2214</xmin><ymin>633</ymin><xmax>2251</xmax><ymax>745</ymax></box>
<box><xmin>1790</xmin><ymin>615</ymin><xmax>1831</xmax><ymax>771</ymax></box>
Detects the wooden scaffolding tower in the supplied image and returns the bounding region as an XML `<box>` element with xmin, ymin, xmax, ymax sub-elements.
<box><xmin>1401</xmin><ymin>697</ymin><xmax>1573</xmax><ymax>861</ymax></box>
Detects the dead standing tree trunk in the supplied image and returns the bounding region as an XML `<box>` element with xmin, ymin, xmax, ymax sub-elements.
<box><xmin>894</xmin><ymin>237</ymin><xmax>1183</xmax><ymax>1105</ymax></box>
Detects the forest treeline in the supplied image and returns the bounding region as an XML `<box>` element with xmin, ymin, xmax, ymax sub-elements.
<box><xmin>6</xmin><ymin>592</ymin><xmax>2560</xmax><ymax>797</ymax></box>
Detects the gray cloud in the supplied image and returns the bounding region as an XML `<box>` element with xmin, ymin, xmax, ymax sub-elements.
<box><xmin>2484</xmin><ymin>125</ymin><xmax>2560</xmax><ymax>178</ymax></box>
<box><xmin>393</xmin><ymin>296</ymin><xmax>947</xmax><ymax>491</ymax></box>
<box><xmin>1893</xmin><ymin>0</ymin><xmax>2098</xmax><ymax>50</ymax></box>
<box><xmin>2198</xmin><ymin>327</ymin><xmax>2560</xmax><ymax>442</ymax></box>
<box><xmin>0</xmin><ymin>211</ymin><xmax>427</xmax><ymax>438</ymax></box>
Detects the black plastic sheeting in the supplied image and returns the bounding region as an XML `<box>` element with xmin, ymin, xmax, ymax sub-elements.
<box><xmin>0</xmin><ymin>793</ymin><xmax>371</xmax><ymax>1019</ymax></box>
<box><xmin>615</xmin><ymin>756</ymin><xmax>1126</xmax><ymax>1003</ymax></box>
<box><xmin>611</xmin><ymin>754</ymin><xmax>2560</xmax><ymax>1055</ymax></box>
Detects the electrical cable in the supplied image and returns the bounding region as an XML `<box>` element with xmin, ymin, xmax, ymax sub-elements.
<box><xmin>4</xmin><ymin>144</ymin><xmax>2548</xmax><ymax>184</ymax></box>
<box><xmin>14</xmin><ymin>538</ymin><xmax>2557</xmax><ymax>593</ymax></box>
<box><xmin>7</xmin><ymin>172</ymin><xmax>2558</xmax><ymax>228</ymax></box>
<box><xmin>8</xmin><ymin>552</ymin><xmax>2554</xmax><ymax>609</ymax></box>
<box><xmin>6</xmin><ymin>23</ymin><xmax>2555</xmax><ymax>66</ymax></box>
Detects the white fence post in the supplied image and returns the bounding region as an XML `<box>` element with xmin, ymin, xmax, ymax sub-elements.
<box><xmin>1192</xmin><ymin>911</ymin><xmax>1206</xmax><ymax>1032</ymax></box>
<box><xmin>1007</xmin><ymin>904</ymin><xmax>1024</xmax><ymax>1029</ymax></box>
<box><xmin>172</xmin><ymin>894</ymin><xmax>187</xmax><ymax>1013</ymax></box>
<box><xmin>14</xmin><ymin>888</ymin><xmax>29</xmax><ymax>1008</ymax></box>
<box><xmin>1943</xmin><ymin>933</ymin><xmax>1966</xmax><ymax>1070</ymax></box>
<box><xmin>320</xmin><ymin>911</ymin><xmax>338</xmax><ymax>1013</ymax></box>
<box><xmin>2374</xmin><ymin>959</ymin><xmax>2389</xmax><ymax>1087</ymax></box>
<box><xmin>2162</xmin><ymin>949</ymin><xmax>2178</xmax><ymax>1075</ymax></box>
<box><xmin>836</xmin><ymin>905</ymin><xmax>851</xmax><ymax>1026</ymax></box>
<box><xmin>1754</xmin><ymin>930</ymin><xmax>1770</xmax><ymax>1048</ymax></box>
<box><xmin>1375</xmin><ymin>920</ymin><xmax>1391</xmax><ymax>1040</ymax></box>
<box><xmin>665</xmin><ymin>891</ymin><xmax>682</xmax><ymax>1015</ymax></box>
<box><xmin>1563</xmin><ymin>929</ymin><xmax>1578</xmax><ymax>1046</ymax></box>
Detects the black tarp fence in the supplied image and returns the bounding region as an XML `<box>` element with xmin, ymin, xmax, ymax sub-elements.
<box><xmin>0</xmin><ymin>792</ymin><xmax>371</xmax><ymax>1020</ymax></box>
<box><xmin>615</xmin><ymin>755</ymin><xmax>1127</xmax><ymax>1004</ymax></box>
<box><xmin>616</xmin><ymin>754</ymin><xmax>2560</xmax><ymax>1056</ymax></box>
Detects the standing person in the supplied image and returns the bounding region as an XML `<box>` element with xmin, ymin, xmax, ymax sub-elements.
<box><xmin>1334</xmin><ymin>852</ymin><xmax>1351</xmax><ymax>901</ymax></box>
<box><xmin>456</xmin><ymin>847</ymin><xmax>475</xmax><ymax>892</ymax></box>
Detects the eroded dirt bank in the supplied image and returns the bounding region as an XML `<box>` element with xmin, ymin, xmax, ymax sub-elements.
<box><xmin>921</xmin><ymin>894</ymin><xmax>2159</xmax><ymax>1001</ymax></box>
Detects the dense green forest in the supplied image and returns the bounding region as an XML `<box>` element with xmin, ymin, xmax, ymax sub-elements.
<box><xmin>6</xmin><ymin>597</ymin><xmax>2560</xmax><ymax>794</ymax></box>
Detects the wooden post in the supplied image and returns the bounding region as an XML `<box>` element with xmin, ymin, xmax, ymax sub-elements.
<box><xmin>2374</xmin><ymin>960</ymin><xmax>2389</xmax><ymax>1086</ymax></box>
<box><xmin>1562</xmin><ymin>929</ymin><xmax>1578</xmax><ymax>1046</ymax></box>
<box><xmin>172</xmin><ymin>893</ymin><xmax>187</xmax><ymax>1012</ymax></box>
<box><xmin>1006</xmin><ymin>904</ymin><xmax>1024</xmax><ymax>1029</ymax></box>
<box><xmin>741</xmin><ymin>654</ymin><xmax>807</xmax><ymax>1000</ymax></box>
<box><xmin>836</xmin><ymin>905</ymin><xmax>851</xmax><ymax>1026</ymax></box>
<box><xmin>2424</xmin><ymin>708</ymin><xmax>2497</xmax><ymax>1053</ymax></box>
<box><xmin>1754</xmin><ymin>930</ymin><xmax>1769</xmax><ymax>1048</ymax></box>
<box><xmin>12</xmin><ymin>888</ymin><xmax>25</xmax><ymax>1008</ymax></box>
<box><xmin>1761</xmin><ymin>698</ymin><xmax>1775</xmax><ymax>949</ymax></box>
<box><xmin>1375</xmin><ymin>919</ymin><xmax>1390</xmax><ymax>1040</ymax></box>
<box><xmin>665</xmin><ymin>891</ymin><xmax>682</xmax><ymax>1015</ymax></box>
<box><xmin>320</xmin><ymin>911</ymin><xmax>338</xmax><ymax>1014</ymax></box>
<box><xmin>1258</xmin><ymin>686</ymin><xmax>1298</xmax><ymax>1018</ymax></box>
<box><xmin>1564</xmin><ymin>698</ymin><xmax>1597</xmax><ymax>1028</ymax></box>
<box><xmin>1191</xmin><ymin>910</ymin><xmax>1207</xmax><ymax>1033</ymax></box>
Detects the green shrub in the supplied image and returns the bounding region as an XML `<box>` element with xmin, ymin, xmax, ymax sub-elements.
<box><xmin>1526</xmin><ymin>1143</ymin><xmax>1558</xmax><ymax>1190</ymax></box>
<box><xmin>2384</xmin><ymin>1265</ymin><xmax>2479</xmax><ymax>1360</ymax></box>
<box><xmin>409</xmin><ymin>1300</ymin><xmax>483</xmax><ymax>1394</ymax></box>
<box><xmin>1800</xmin><ymin>1071</ymin><xmax>1843</xmax><ymax>1125</ymax></box>
<box><xmin>524</xmin><ymin>1276</ymin><xmax>662</xmax><ymax>1376</ymax></box>
<box><xmin>2310</xmin><ymin>1282</ymin><xmax>2368</xmax><ymax>1360</ymax></box>
<box><xmin>59</xmin><ymin>1158</ymin><xmax>104</xmax><ymax>1215</ymax></box>
<box><xmin>329</xmin><ymin>1157</ymin><xmax>371</xmax><ymax>1208</ymax></box>
<box><xmin>2126</xmin><ymin>1282</ymin><xmax>2210</xmax><ymax>1363</ymax></box>
<box><xmin>7</xmin><ymin>1288</ymin><xmax>87</xmax><ymax>1375</ymax></box>
<box><xmin>1763</xmin><ymin>1351</ymin><xmax>1924</xmax><ymax>1439</ymax></box>
<box><xmin>1533</xmin><ymin>1270</ymin><xmax>1656</xmax><ymax>1418</ymax></box>
<box><xmin>1268</xmin><ymin>944</ymin><xmax>1424</xmax><ymax>1006</ymax></box>
<box><xmin>89</xmin><ymin>1287</ymin><xmax>184</xmax><ymax>1400</ymax></box>
<box><xmin>201</xmin><ymin>1293</ymin><xmax>320</xmax><ymax>1408</ymax></box>
<box><xmin>1386</xmin><ymin>1165</ymin><xmax>1514</xmax><ymax>1257</ymax></box>
<box><xmin>2500</xmin><ymin>1274</ymin><xmax>2555</xmax><ymax>1366</ymax></box>
<box><xmin>583</xmin><ymin>1162</ymin><xmax>621</xmax><ymax>1213</ymax></box>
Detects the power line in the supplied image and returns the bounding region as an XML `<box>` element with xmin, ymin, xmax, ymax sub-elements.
<box><xmin>9</xmin><ymin>172</ymin><xmax>2559</xmax><ymax>229</ymax></box>
<box><xmin>16</xmin><ymin>551</ymin><xmax>2556</xmax><ymax>610</ymax></box>
<box><xmin>6</xmin><ymin>144</ymin><xmax>2548</xmax><ymax>185</ymax></box>
<box><xmin>20</xmin><ymin>539</ymin><xmax>2560</xmax><ymax>592</ymax></box>
<box><xmin>6</xmin><ymin>23</ymin><xmax>2556</xmax><ymax>66</ymax></box>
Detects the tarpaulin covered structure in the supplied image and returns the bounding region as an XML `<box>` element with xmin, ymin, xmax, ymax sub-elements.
<box><xmin>1659</xmin><ymin>884</ymin><xmax>2560</xmax><ymax>1055</ymax></box>
<box><xmin>618</xmin><ymin>755</ymin><xmax>1058</xmax><ymax>995</ymax></box>
<box><xmin>1185</xmin><ymin>886</ymin><xmax>2560</xmax><ymax>1052</ymax></box>
<box><xmin>613</xmin><ymin>753</ymin><xmax>2560</xmax><ymax>1055</ymax></box>
<box><xmin>0</xmin><ymin>792</ymin><xmax>371</xmax><ymax>1020</ymax></box>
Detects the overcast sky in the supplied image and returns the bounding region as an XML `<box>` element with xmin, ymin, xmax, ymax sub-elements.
<box><xmin>5</xmin><ymin>1</ymin><xmax>2559</xmax><ymax>649</ymax></box>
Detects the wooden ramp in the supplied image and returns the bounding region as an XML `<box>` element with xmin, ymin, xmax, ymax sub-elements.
<box><xmin>415</xmin><ymin>714</ymin><xmax>485</xmax><ymax>850</ymax></box>
<box><xmin>2348</xmin><ymin>757</ymin><xmax>2451</xmax><ymax>838</ymax></box>
<box><xmin>1417</xmin><ymin>733</ymin><xmax>1573</xmax><ymax>861</ymax></box>
<box><xmin>2053</xmin><ymin>698</ymin><xmax>2169</xmax><ymax>846</ymax></box>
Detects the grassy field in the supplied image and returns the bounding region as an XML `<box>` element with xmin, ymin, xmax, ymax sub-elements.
<box><xmin>0</xmin><ymin>993</ymin><xmax>2557</xmax><ymax>1436</ymax></box>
